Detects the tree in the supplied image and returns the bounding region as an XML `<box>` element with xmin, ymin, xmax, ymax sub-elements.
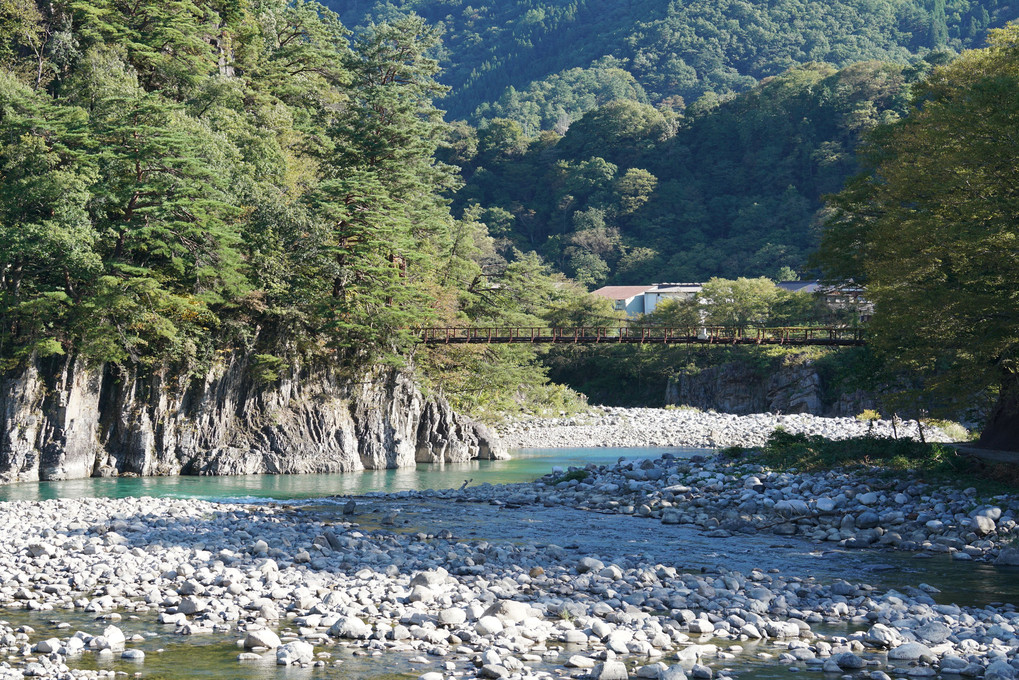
<box><xmin>699</xmin><ymin>277</ymin><xmax>780</xmax><ymax>329</ymax></box>
<box><xmin>315</xmin><ymin>15</ymin><xmax>458</xmax><ymax>357</ymax></box>
<box><xmin>815</xmin><ymin>25</ymin><xmax>1019</xmax><ymax>449</ymax></box>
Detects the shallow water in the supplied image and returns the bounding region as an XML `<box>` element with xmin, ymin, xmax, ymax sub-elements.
<box><xmin>1</xmin><ymin>445</ymin><xmax>1017</xmax><ymax>679</ymax></box>
<box><xmin>0</xmin><ymin>447</ymin><xmax>698</xmax><ymax>502</ymax></box>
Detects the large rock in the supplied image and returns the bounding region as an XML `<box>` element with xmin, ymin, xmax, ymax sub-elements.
<box><xmin>483</xmin><ymin>600</ymin><xmax>536</xmax><ymax>623</ymax></box>
<box><xmin>244</xmin><ymin>628</ymin><xmax>282</xmax><ymax>649</ymax></box>
<box><xmin>328</xmin><ymin>617</ymin><xmax>371</xmax><ymax>640</ymax></box>
<box><xmin>276</xmin><ymin>641</ymin><xmax>314</xmax><ymax>666</ymax></box>
<box><xmin>592</xmin><ymin>661</ymin><xmax>630</xmax><ymax>680</ymax></box>
<box><xmin>888</xmin><ymin>642</ymin><xmax>934</xmax><ymax>661</ymax></box>
<box><xmin>996</xmin><ymin>548</ymin><xmax>1019</xmax><ymax>566</ymax></box>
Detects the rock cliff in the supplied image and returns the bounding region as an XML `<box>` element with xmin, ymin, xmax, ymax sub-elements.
<box><xmin>0</xmin><ymin>354</ymin><xmax>504</xmax><ymax>484</ymax></box>
<box><xmin>666</xmin><ymin>358</ymin><xmax>877</xmax><ymax>417</ymax></box>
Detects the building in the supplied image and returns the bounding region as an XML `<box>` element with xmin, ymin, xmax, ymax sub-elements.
<box><xmin>589</xmin><ymin>285</ymin><xmax>654</xmax><ymax>316</ymax></box>
<box><xmin>592</xmin><ymin>283</ymin><xmax>704</xmax><ymax>318</ymax></box>
<box><xmin>593</xmin><ymin>280</ymin><xmax>871</xmax><ymax>322</ymax></box>
<box><xmin>642</xmin><ymin>283</ymin><xmax>703</xmax><ymax>315</ymax></box>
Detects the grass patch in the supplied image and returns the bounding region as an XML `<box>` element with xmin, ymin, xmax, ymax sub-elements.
<box><xmin>723</xmin><ymin>429</ymin><xmax>1019</xmax><ymax>495</ymax></box>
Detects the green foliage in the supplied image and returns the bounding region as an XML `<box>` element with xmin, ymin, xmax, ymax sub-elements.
<box><xmin>451</xmin><ymin>61</ymin><xmax>916</xmax><ymax>284</ymax></box>
<box><xmin>815</xmin><ymin>24</ymin><xmax>1019</xmax><ymax>435</ymax></box>
<box><xmin>552</xmin><ymin>468</ymin><xmax>590</xmax><ymax>484</ymax></box>
<box><xmin>727</xmin><ymin>429</ymin><xmax>1018</xmax><ymax>492</ymax></box>
<box><xmin>331</xmin><ymin>0</ymin><xmax>1013</xmax><ymax>127</ymax></box>
<box><xmin>0</xmin><ymin>0</ymin><xmax>583</xmax><ymax>417</ymax></box>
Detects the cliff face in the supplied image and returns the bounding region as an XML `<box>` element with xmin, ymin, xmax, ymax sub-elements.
<box><xmin>0</xmin><ymin>354</ymin><xmax>504</xmax><ymax>484</ymax></box>
<box><xmin>666</xmin><ymin>359</ymin><xmax>877</xmax><ymax>417</ymax></box>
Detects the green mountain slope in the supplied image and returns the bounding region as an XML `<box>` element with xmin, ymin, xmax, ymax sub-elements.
<box><xmin>449</xmin><ymin>61</ymin><xmax>917</xmax><ymax>283</ymax></box>
<box><xmin>328</xmin><ymin>0</ymin><xmax>1017</xmax><ymax>126</ymax></box>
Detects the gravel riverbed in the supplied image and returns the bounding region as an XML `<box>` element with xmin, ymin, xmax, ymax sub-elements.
<box><xmin>0</xmin><ymin>439</ymin><xmax>1017</xmax><ymax>680</ymax></box>
<box><xmin>494</xmin><ymin>407</ymin><xmax>954</xmax><ymax>449</ymax></box>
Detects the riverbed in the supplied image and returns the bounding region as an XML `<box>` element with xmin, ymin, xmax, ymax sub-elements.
<box><xmin>0</xmin><ymin>446</ymin><xmax>1016</xmax><ymax>680</ymax></box>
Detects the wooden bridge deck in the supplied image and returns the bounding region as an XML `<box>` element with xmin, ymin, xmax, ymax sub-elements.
<box><xmin>415</xmin><ymin>326</ymin><xmax>865</xmax><ymax>346</ymax></box>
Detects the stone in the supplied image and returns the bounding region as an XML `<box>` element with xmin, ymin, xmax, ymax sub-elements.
<box><xmin>437</xmin><ymin>608</ymin><xmax>467</xmax><ymax>626</ymax></box>
<box><xmin>244</xmin><ymin>628</ymin><xmax>282</xmax><ymax>649</ymax></box>
<box><xmin>479</xmin><ymin>664</ymin><xmax>509</xmax><ymax>678</ymax></box>
<box><xmin>865</xmin><ymin>624</ymin><xmax>903</xmax><ymax>648</ymax></box>
<box><xmin>888</xmin><ymin>642</ymin><xmax>934</xmax><ymax>661</ymax></box>
<box><xmin>35</xmin><ymin>639</ymin><xmax>61</xmax><ymax>654</ymax></box>
<box><xmin>986</xmin><ymin>661</ymin><xmax>1017</xmax><ymax>680</ymax></box>
<box><xmin>815</xmin><ymin>498</ymin><xmax>837</xmax><ymax>512</ymax></box>
<box><xmin>578</xmin><ymin>557</ymin><xmax>606</xmax><ymax>573</ymax></box>
<box><xmin>995</xmin><ymin>548</ymin><xmax>1019</xmax><ymax>566</ymax></box>
<box><xmin>834</xmin><ymin>653</ymin><xmax>865</xmax><ymax>670</ymax></box>
<box><xmin>688</xmin><ymin>619</ymin><xmax>715</xmax><ymax>635</ymax></box>
<box><xmin>566</xmin><ymin>655</ymin><xmax>597</xmax><ymax>668</ymax></box>
<box><xmin>856</xmin><ymin>511</ymin><xmax>880</xmax><ymax>529</ymax></box>
<box><xmin>103</xmin><ymin>625</ymin><xmax>126</xmax><ymax>648</ymax></box>
<box><xmin>329</xmin><ymin>617</ymin><xmax>371</xmax><ymax>640</ymax></box>
<box><xmin>662</xmin><ymin>665</ymin><xmax>689</xmax><ymax>680</ymax></box>
<box><xmin>483</xmin><ymin>600</ymin><xmax>534</xmax><ymax>623</ymax></box>
<box><xmin>276</xmin><ymin>640</ymin><xmax>315</xmax><ymax>666</ymax></box>
<box><xmin>662</xmin><ymin>509</ymin><xmax>683</xmax><ymax>524</ymax></box>
<box><xmin>692</xmin><ymin>664</ymin><xmax>712</xmax><ymax>679</ymax></box>
<box><xmin>121</xmin><ymin>649</ymin><xmax>145</xmax><ymax>661</ymax></box>
<box><xmin>915</xmin><ymin>621</ymin><xmax>951</xmax><ymax>644</ymax></box>
<box><xmin>972</xmin><ymin>515</ymin><xmax>996</xmax><ymax>535</ymax></box>
<box><xmin>592</xmin><ymin>660</ymin><xmax>630</xmax><ymax>680</ymax></box>
<box><xmin>177</xmin><ymin>596</ymin><xmax>206</xmax><ymax>615</ymax></box>
<box><xmin>475</xmin><ymin>616</ymin><xmax>504</xmax><ymax>636</ymax></box>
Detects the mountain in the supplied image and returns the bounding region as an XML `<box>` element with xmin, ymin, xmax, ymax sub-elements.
<box><xmin>447</xmin><ymin>60</ymin><xmax>918</xmax><ymax>283</ymax></box>
<box><xmin>328</xmin><ymin>0</ymin><xmax>1017</xmax><ymax>129</ymax></box>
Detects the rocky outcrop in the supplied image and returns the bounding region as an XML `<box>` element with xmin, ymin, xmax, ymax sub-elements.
<box><xmin>666</xmin><ymin>358</ymin><xmax>878</xmax><ymax>417</ymax></box>
<box><xmin>0</xmin><ymin>354</ymin><xmax>505</xmax><ymax>484</ymax></box>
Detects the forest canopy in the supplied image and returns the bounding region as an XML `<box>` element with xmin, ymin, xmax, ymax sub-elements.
<box><xmin>330</xmin><ymin>0</ymin><xmax>1018</xmax><ymax>129</ymax></box>
<box><xmin>0</xmin><ymin>0</ymin><xmax>587</xmax><ymax>415</ymax></box>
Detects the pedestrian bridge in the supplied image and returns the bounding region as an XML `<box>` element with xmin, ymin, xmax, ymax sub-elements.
<box><xmin>414</xmin><ymin>326</ymin><xmax>864</xmax><ymax>346</ymax></box>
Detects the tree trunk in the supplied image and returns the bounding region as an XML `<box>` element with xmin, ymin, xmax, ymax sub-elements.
<box><xmin>977</xmin><ymin>371</ymin><xmax>1019</xmax><ymax>451</ymax></box>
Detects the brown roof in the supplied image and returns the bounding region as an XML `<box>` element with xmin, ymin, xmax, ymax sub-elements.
<box><xmin>591</xmin><ymin>285</ymin><xmax>653</xmax><ymax>300</ymax></box>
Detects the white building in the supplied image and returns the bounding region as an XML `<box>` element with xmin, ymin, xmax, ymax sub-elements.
<box><xmin>590</xmin><ymin>285</ymin><xmax>654</xmax><ymax>316</ymax></box>
<box><xmin>592</xmin><ymin>283</ymin><xmax>704</xmax><ymax>318</ymax></box>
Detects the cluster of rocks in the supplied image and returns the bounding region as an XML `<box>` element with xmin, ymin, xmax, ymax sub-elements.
<box><xmin>494</xmin><ymin>407</ymin><xmax>953</xmax><ymax>450</ymax></box>
<box><xmin>0</xmin><ymin>450</ymin><xmax>1015</xmax><ymax>680</ymax></box>
<box><xmin>415</xmin><ymin>453</ymin><xmax>1018</xmax><ymax>564</ymax></box>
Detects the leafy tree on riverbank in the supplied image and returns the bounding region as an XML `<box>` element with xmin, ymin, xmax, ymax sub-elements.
<box><xmin>815</xmin><ymin>24</ymin><xmax>1019</xmax><ymax>450</ymax></box>
<box><xmin>0</xmin><ymin>0</ymin><xmax>576</xmax><ymax>414</ymax></box>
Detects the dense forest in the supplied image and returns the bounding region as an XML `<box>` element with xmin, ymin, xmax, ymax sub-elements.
<box><xmin>2</xmin><ymin>0</ymin><xmax>1017</xmax><ymax>436</ymax></box>
<box><xmin>448</xmin><ymin>60</ymin><xmax>920</xmax><ymax>283</ymax></box>
<box><xmin>0</xmin><ymin>0</ymin><xmax>597</xmax><ymax>416</ymax></box>
<box><xmin>330</xmin><ymin>0</ymin><xmax>1018</xmax><ymax>129</ymax></box>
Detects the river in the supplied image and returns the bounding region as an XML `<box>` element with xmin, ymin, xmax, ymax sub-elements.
<box><xmin>0</xmin><ymin>446</ymin><xmax>1016</xmax><ymax>680</ymax></box>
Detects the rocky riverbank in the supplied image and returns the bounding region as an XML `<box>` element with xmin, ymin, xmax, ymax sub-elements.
<box><xmin>0</xmin><ymin>450</ymin><xmax>1016</xmax><ymax>680</ymax></box>
<box><xmin>494</xmin><ymin>407</ymin><xmax>954</xmax><ymax>449</ymax></box>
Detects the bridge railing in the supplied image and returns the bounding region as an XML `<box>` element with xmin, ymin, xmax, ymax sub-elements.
<box><xmin>414</xmin><ymin>326</ymin><xmax>865</xmax><ymax>345</ymax></box>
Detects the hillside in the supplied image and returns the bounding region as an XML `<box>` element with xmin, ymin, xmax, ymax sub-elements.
<box><xmin>328</xmin><ymin>0</ymin><xmax>1018</xmax><ymax>129</ymax></box>
<box><xmin>449</xmin><ymin>61</ymin><xmax>916</xmax><ymax>283</ymax></box>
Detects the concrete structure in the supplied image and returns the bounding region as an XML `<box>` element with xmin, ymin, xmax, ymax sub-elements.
<box><xmin>643</xmin><ymin>283</ymin><xmax>703</xmax><ymax>315</ymax></box>
<box><xmin>590</xmin><ymin>285</ymin><xmax>654</xmax><ymax>316</ymax></box>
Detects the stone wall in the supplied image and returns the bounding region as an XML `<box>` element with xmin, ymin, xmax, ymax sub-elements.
<box><xmin>0</xmin><ymin>354</ymin><xmax>503</xmax><ymax>484</ymax></box>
